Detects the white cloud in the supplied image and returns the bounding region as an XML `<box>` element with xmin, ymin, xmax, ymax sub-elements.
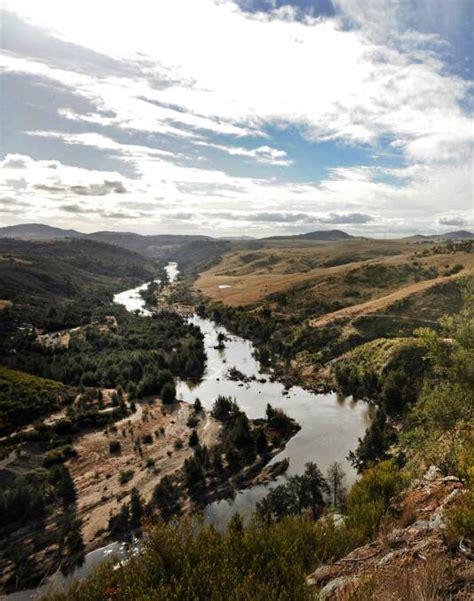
<box><xmin>0</xmin><ymin>1</ymin><xmax>472</xmax><ymax>235</ymax></box>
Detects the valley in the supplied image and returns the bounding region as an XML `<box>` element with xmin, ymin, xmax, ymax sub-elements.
<box><xmin>0</xmin><ymin>227</ymin><xmax>472</xmax><ymax>600</ymax></box>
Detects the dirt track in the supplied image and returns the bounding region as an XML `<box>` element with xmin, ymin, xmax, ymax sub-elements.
<box><xmin>309</xmin><ymin>270</ymin><xmax>469</xmax><ymax>328</ymax></box>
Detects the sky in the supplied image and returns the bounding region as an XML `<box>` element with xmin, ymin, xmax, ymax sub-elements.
<box><xmin>0</xmin><ymin>0</ymin><xmax>472</xmax><ymax>237</ymax></box>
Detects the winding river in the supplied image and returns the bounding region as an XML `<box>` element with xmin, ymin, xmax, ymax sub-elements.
<box><xmin>4</xmin><ymin>262</ymin><xmax>370</xmax><ymax>600</ymax></box>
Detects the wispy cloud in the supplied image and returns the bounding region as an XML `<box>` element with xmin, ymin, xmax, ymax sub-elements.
<box><xmin>0</xmin><ymin>0</ymin><xmax>472</xmax><ymax>236</ymax></box>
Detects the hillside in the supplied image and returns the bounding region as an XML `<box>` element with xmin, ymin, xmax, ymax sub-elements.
<box><xmin>0</xmin><ymin>223</ymin><xmax>82</xmax><ymax>239</ymax></box>
<box><xmin>403</xmin><ymin>230</ymin><xmax>474</xmax><ymax>241</ymax></box>
<box><xmin>0</xmin><ymin>238</ymin><xmax>158</xmax><ymax>325</ymax></box>
<box><xmin>264</xmin><ymin>229</ymin><xmax>355</xmax><ymax>241</ymax></box>
<box><xmin>0</xmin><ymin>239</ymin><xmax>157</xmax><ymax>299</ymax></box>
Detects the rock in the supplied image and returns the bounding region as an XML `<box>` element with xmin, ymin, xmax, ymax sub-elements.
<box><xmin>319</xmin><ymin>576</ymin><xmax>356</xmax><ymax>600</ymax></box>
<box><xmin>424</xmin><ymin>465</ymin><xmax>442</xmax><ymax>481</ymax></box>
<box><xmin>306</xmin><ymin>564</ymin><xmax>339</xmax><ymax>586</ymax></box>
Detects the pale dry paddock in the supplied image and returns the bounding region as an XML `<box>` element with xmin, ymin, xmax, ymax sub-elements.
<box><xmin>194</xmin><ymin>239</ymin><xmax>474</xmax><ymax>315</ymax></box>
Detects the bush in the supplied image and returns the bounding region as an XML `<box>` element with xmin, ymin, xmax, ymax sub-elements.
<box><xmin>43</xmin><ymin>445</ymin><xmax>77</xmax><ymax>467</ymax></box>
<box><xmin>118</xmin><ymin>470</ymin><xmax>134</xmax><ymax>485</ymax></box>
<box><xmin>346</xmin><ymin>460</ymin><xmax>405</xmax><ymax>539</ymax></box>
<box><xmin>109</xmin><ymin>440</ymin><xmax>121</xmax><ymax>454</ymax></box>
<box><xmin>161</xmin><ymin>381</ymin><xmax>176</xmax><ymax>404</ymax></box>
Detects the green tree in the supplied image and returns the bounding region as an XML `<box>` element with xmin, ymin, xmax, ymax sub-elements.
<box><xmin>161</xmin><ymin>381</ymin><xmax>176</xmax><ymax>404</ymax></box>
<box><xmin>130</xmin><ymin>487</ymin><xmax>144</xmax><ymax>528</ymax></box>
<box><xmin>326</xmin><ymin>462</ymin><xmax>346</xmax><ymax>508</ymax></box>
<box><xmin>189</xmin><ymin>429</ymin><xmax>199</xmax><ymax>447</ymax></box>
<box><xmin>152</xmin><ymin>475</ymin><xmax>180</xmax><ymax>521</ymax></box>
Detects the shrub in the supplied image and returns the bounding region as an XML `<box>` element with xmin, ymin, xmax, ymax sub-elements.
<box><xmin>43</xmin><ymin>445</ymin><xmax>77</xmax><ymax>467</ymax></box>
<box><xmin>118</xmin><ymin>470</ymin><xmax>134</xmax><ymax>485</ymax></box>
<box><xmin>109</xmin><ymin>440</ymin><xmax>121</xmax><ymax>454</ymax></box>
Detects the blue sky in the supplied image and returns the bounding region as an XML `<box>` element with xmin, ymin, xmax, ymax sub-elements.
<box><xmin>0</xmin><ymin>0</ymin><xmax>472</xmax><ymax>236</ymax></box>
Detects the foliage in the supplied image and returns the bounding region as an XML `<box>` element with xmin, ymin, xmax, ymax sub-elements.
<box><xmin>46</xmin><ymin>460</ymin><xmax>407</xmax><ymax>601</ymax></box>
<box><xmin>0</xmin><ymin>366</ymin><xmax>74</xmax><ymax>435</ymax></box>
<box><xmin>257</xmin><ymin>462</ymin><xmax>329</xmax><ymax>522</ymax></box>
<box><xmin>401</xmin><ymin>277</ymin><xmax>474</xmax><ymax>476</ymax></box>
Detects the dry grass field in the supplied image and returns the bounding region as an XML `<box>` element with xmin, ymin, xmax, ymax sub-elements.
<box><xmin>194</xmin><ymin>239</ymin><xmax>474</xmax><ymax>322</ymax></box>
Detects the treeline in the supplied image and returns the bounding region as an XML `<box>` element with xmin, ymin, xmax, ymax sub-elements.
<box><xmin>47</xmin><ymin>459</ymin><xmax>406</xmax><ymax>601</ymax></box>
<box><xmin>0</xmin><ymin>366</ymin><xmax>75</xmax><ymax>435</ymax></box>
<box><xmin>0</xmin><ymin>463</ymin><xmax>84</xmax><ymax>591</ymax></box>
<box><xmin>2</xmin><ymin>305</ymin><xmax>206</xmax><ymax>392</ymax></box>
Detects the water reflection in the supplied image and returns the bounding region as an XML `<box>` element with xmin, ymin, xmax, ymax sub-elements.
<box><xmin>176</xmin><ymin>314</ymin><xmax>371</xmax><ymax>527</ymax></box>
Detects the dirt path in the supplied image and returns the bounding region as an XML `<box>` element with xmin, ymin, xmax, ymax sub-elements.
<box><xmin>309</xmin><ymin>270</ymin><xmax>469</xmax><ymax>328</ymax></box>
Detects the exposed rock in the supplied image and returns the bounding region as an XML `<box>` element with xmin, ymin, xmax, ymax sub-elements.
<box><xmin>307</xmin><ymin>467</ymin><xmax>469</xmax><ymax>599</ymax></box>
<box><xmin>319</xmin><ymin>576</ymin><xmax>357</xmax><ymax>600</ymax></box>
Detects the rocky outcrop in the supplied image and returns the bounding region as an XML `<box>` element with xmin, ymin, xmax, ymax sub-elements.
<box><xmin>307</xmin><ymin>467</ymin><xmax>472</xmax><ymax>600</ymax></box>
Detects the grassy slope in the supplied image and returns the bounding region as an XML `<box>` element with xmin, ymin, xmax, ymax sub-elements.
<box><xmin>195</xmin><ymin>239</ymin><xmax>473</xmax><ymax>310</ymax></box>
<box><xmin>0</xmin><ymin>365</ymin><xmax>72</xmax><ymax>434</ymax></box>
<box><xmin>0</xmin><ymin>238</ymin><xmax>158</xmax><ymax>308</ymax></box>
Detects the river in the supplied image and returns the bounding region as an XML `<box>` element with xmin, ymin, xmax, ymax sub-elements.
<box><xmin>4</xmin><ymin>262</ymin><xmax>370</xmax><ymax>600</ymax></box>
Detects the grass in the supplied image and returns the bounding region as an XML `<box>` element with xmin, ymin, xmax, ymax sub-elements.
<box><xmin>0</xmin><ymin>365</ymin><xmax>73</xmax><ymax>434</ymax></box>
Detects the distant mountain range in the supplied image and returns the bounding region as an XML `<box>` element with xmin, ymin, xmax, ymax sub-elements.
<box><xmin>264</xmin><ymin>229</ymin><xmax>356</xmax><ymax>241</ymax></box>
<box><xmin>402</xmin><ymin>230</ymin><xmax>474</xmax><ymax>241</ymax></box>
<box><xmin>0</xmin><ymin>223</ymin><xmax>472</xmax><ymax>250</ymax></box>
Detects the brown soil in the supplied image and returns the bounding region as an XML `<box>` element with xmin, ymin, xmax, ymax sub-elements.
<box><xmin>69</xmin><ymin>399</ymin><xmax>221</xmax><ymax>549</ymax></box>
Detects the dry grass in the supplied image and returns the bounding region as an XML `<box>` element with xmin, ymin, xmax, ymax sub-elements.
<box><xmin>335</xmin><ymin>555</ymin><xmax>448</xmax><ymax>601</ymax></box>
<box><xmin>194</xmin><ymin>239</ymin><xmax>474</xmax><ymax>313</ymax></box>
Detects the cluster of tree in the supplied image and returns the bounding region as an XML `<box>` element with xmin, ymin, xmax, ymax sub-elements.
<box><xmin>3</xmin><ymin>306</ymin><xmax>205</xmax><ymax>401</ymax></box>
<box><xmin>45</xmin><ymin>460</ymin><xmax>406</xmax><ymax>601</ymax></box>
<box><xmin>0</xmin><ymin>464</ymin><xmax>77</xmax><ymax>531</ymax></box>
<box><xmin>344</xmin><ymin>262</ymin><xmax>438</xmax><ymax>288</ymax></box>
<box><xmin>256</xmin><ymin>461</ymin><xmax>346</xmax><ymax>524</ymax></box>
<box><xmin>0</xmin><ymin>366</ymin><xmax>75</xmax><ymax>435</ymax></box>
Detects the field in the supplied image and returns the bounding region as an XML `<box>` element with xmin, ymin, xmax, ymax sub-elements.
<box><xmin>195</xmin><ymin>238</ymin><xmax>473</xmax><ymax>319</ymax></box>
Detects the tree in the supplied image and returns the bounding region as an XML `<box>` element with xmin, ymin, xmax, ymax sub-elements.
<box><xmin>211</xmin><ymin>395</ymin><xmax>238</xmax><ymax>422</ymax></box>
<box><xmin>300</xmin><ymin>462</ymin><xmax>329</xmax><ymax>520</ymax></box>
<box><xmin>326</xmin><ymin>462</ymin><xmax>346</xmax><ymax>508</ymax></box>
<box><xmin>152</xmin><ymin>475</ymin><xmax>180</xmax><ymax>521</ymax></box>
<box><xmin>193</xmin><ymin>398</ymin><xmax>203</xmax><ymax>413</ymax></box>
<box><xmin>56</xmin><ymin>466</ymin><xmax>77</xmax><ymax>508</ymax></box>
<box><xmin>184</xmin><ymin>455</ymin><xmax>206</xmax><ymax>493</ymax></box>
<box><xmin>189</xmin><ymin>429</ymin><xmax>199</xmax><ymax>447</ymax></box>
<box><xmin>130</xmin><ymin>487</ymin><xmax>144</xmax><ymax>528</ymax></box>
<box><xmin>161</xmin><ymin>381</ymin><xmax>176</xmax><ymax>404</ymax></box>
